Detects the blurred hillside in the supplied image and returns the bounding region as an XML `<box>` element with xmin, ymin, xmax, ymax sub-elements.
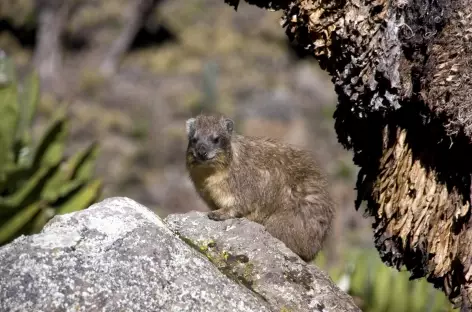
<box><xmin>0</xmin><ymin>0</ymin><xmax>372</xmax><ymax>264</ymax></box>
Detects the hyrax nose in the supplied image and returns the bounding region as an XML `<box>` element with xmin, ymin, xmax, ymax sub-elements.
<box><xmin>196</xmin><ymin>145</ymin><xmax>208</xmax><ymax>158</ymax></box>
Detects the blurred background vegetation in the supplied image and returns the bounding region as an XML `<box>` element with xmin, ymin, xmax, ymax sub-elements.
<box><xmin>0</xmin><ymin>0</ymin><xmax>457</xmax><ymax>310</ymax></box>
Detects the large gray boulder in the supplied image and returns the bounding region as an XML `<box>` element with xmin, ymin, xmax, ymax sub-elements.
<box><xmin>0</xmin><ymin>197</ymin><xmax>360</xmax><ymax>312</ymax></box>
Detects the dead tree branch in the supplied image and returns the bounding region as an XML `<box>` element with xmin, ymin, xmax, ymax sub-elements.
<box><xmin>99</xmin><ymin>0</ymin><xmax>160</xmax><ymax>76</ymax></box>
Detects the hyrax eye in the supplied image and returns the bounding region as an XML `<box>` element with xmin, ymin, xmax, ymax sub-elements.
<box><xmin>212</xmin><ymin>136</ymin><xmax>220</xmax><ymax>144</ymax></box>
<box><xmin>191</xmin><ymin>137</ymin><xmax>198</xmax><ymax>144</ymax></box>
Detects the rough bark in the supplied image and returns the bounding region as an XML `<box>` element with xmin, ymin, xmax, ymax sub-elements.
<box><xmin>222</xmin><ymin>0</ymin><xmax>472</xmax><ymax>309</ymax></box>
<box><xmin>99</xmin><ymin>0</ymin><xmax>160</xmax><ymax>76</ymax></box>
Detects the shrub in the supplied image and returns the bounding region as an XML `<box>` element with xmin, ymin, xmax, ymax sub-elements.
<box><xmin>0</xmin><ymin>54</ymin><xmax>102</xmax><ymax>246</ymax></box>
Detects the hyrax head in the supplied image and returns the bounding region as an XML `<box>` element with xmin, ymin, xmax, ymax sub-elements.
<box><xmin>185</xmin><ymin>114</ymin><xmax>234</xmax><ymax>166</ymax></box>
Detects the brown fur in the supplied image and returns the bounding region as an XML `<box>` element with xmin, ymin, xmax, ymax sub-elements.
<box><xmin>185</xmin><ymin>114</ymin><xmax>335</xmax><ymax>262</ymax></box>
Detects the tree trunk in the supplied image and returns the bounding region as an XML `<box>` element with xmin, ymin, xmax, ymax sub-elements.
<box><xmin>99</xmin><ymin>0</ymin><xmax>160</xmax><ymax>76</ymax></box>
<box><xmin>33</xmin><ymin>0</ymin><xmax>71</xmax><ymax>90</ymax></box>
<box><xmin>221</xmin><ymin>0</ymin><xmax>472</xmax><ymax>309</ymax></box>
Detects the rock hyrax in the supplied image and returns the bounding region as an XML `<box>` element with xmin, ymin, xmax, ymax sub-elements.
<box><xmin>185</xmin><ymin>113</ymin><xmax>334</xmax><ymax>262</ymax></box>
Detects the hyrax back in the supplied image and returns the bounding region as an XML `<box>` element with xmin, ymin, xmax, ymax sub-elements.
<box><xmin>185</xmin><ymin>114</ymin><xmax>334</xmax><ymax>262</ymax></box>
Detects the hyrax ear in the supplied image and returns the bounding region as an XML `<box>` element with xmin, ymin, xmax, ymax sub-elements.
<box><xmin>185</xmin><ymin>118</ymin><xmax>196</xmax><ymax>136</ymax></box>
<box><xmin>223</xmin><ymin>118</ymin><xmax>234</xmax><ymax>135</ymax></box>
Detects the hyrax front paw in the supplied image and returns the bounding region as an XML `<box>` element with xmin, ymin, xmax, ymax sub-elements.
<box><xmin>207</xmin><ymin>209</ymin><xmax>237</xmax><ymax>221</ymax></box>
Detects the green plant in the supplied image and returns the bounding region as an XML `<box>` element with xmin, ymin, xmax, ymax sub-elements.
<box><xmin>0</xmin><ymin>55</ymin><xmax>102</xmax><ymax>246</ymax></box>
<box><xmin>316</xmin><ymin>248</ymin><xmax>458</xmax><ymax>312</ymax></box>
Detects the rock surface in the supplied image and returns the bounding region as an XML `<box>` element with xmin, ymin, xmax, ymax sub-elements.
<box><xmin>165</xmin><ymin>211</ymin><xmax>360</xmax><ymax>312</ymax></box>
<box><xmin>0</xmin><ymin>197</ymin><xmax>360</xmax><ymax>312</ymax></box>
